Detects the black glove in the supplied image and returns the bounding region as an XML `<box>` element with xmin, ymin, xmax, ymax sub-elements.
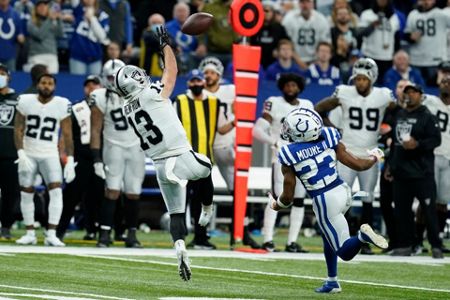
<box><xmin>156</xmin><ymin>25</ymin><xmax>170</xmax><ymax>50</ymax></box>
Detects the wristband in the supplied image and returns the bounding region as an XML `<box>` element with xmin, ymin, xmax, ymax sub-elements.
<box><xmin>276</xmin><ymin>197</ymin><xmax>292</xmax><ymax>209</ymax></box>
<box><xmin>91</xmin><ymin>149</ymin><xmax>102</xmax><ymax>163</ymax></box>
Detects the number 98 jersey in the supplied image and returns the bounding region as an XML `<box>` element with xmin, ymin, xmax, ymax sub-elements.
<box><xmin>90</xmin><ymin>88</ymin><xmax>139</xmax><ymax>147</ymax></box>
<box><xmin>334</xmin><ymin>85</ymin><xmax>395</xmax><ymax>156</ymax></box>
<box><xmin>122</xmin><ymin>84</ymin><xmax>192</xmax><ymax>160</ymax></box>
<box><xmin>17</xmin><ymin>94</ymin><xmax>71</xmax><ymax>158</ymax></box>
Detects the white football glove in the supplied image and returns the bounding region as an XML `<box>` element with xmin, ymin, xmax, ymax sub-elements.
<box><xmin>366</xmin><ymin>147</ymin><xmax>384</xmax><ymax>161</ymax></box>
<box><xmin>93</xmin><ymin>162</ymin><xmax>107</xmax><ymax>179</ymax></box>
<box><xmin>64</xmin><ymin>156</ymin><xmax>77</xmax><ymax>183</ymax></box>
<box><xmin>15</xmin><ymin>149</ymin><xmax>34</xmax><ymax>173</ymax></box>
<box><xmin>268</xmin><ymin>192</ymin><xmax>279</xmax><ymax>211</ymax></box>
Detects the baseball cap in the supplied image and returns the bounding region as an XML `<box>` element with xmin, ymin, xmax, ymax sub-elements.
<box><xmin>84</xmin><ymin>75</ymin><xmax>101</xmax><ymax>86</ymax></box>
<box><xmin>36</xmin><ymin>0</ymin><xmax>50</xmax><ymax>5</ymax></box>
<box><xmin>0</xmin><ymin>63</ymin><xmax>10</xmax><ymax>75</ymax></box>
<box><xmin>438</xmin><ymin>61</ymin><xmax>450</xmax><ymax>72</ymax></box>
<box><xmin>403</xmin><ymin>83</ymin><xmax>423</xmax><ymax>94</ymax></box>
<box><xmin>187</xmin><ymin>69</ymin><xmax>204</xmax><ymax>81</ymax></box>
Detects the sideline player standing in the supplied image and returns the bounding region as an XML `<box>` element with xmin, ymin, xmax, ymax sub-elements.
<box><xmin>115</xmin><ymin>26</ymin><xmax>212</xmax><ymax>281</ymax></box>
<box><xmin>253</xmin><ymin>73</ymin><xmax>312</xmax><ymax>252</ymax></box>
<box><xmin>14</xmin><ymin>74</ymin><xmax>76</xmax><ymax>246</ymax></box>
<box><xmin>271</xmin><ymin>108</ymin><xmax>387</xmax><ymax>293</ymax></box>
<box><xmin>90</xmin><ymin>59</ymin><xmax>145</xmax><ymax>248</ymax></box>
<box><xmin>315</xmin><ymin>58</ymin><xmax>395</xmax><ymax>254</ymax></box>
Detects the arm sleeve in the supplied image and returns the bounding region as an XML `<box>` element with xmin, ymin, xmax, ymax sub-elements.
<box><xmin>416</xmin><ymin>114</ymin><xmax>441</xmax><ymax>152</ymax></box>
<box><xmin>16</xmin><ymin>96</ymin><xmax>26</xmax><ymax>115</ymax></box>
<box><xmin>253</xmin><ymin>117</ymin><xmax>275</xmax><ymax>145</ymax></box>
<box><xmin>60</xmin><ymin>99</ymin><xmax>72</xmax><ymax>120</ymax></box>
<box><xmin>124</xmin><ymin>1</ymin><xmax>133</xmax><ymax>45</ymax></box>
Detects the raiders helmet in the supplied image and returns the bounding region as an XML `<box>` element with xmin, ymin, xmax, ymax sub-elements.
<box><xmin>114</xmin><ymin>65</ymin><xmax>149</xmax><ymax>98</ymax></box>
<box><xmin>350</xmin><ymin>57</ymin><xmax>378</xmax><ymax>84</ymax></box>
<box><xmin>102</xmin><ymin>59</ymin><xmax>125</xmax><ymax>91</ymax></box>
<box><xmin>281</xmin><ymin>108</ymin><xmax>323</xmax><ymax>143</ymax></box>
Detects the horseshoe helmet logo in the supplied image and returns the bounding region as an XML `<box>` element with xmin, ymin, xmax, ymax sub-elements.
<box><xmin>296</xmin><ymin>118</ymin><xmax>309</xmax><ymax>133</ymax></box>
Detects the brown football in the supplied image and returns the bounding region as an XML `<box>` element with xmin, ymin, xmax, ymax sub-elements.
<box><xmin>181</xmin><ymin>12</ymin><xmax>214</xmax><ymax>35</ymax></box>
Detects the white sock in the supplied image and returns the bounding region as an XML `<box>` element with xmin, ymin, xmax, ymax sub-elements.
<box><xmin>327</xmin><ymin>276</ymin><xmax>337</xmax><ymax>282</ymax></box>
<box><xmin>201</xmin><ymin>204</ymin><xmax>213</xmax><ymax>213</ymax></box>
<box><xmin>288</xmin><ymin>206</ymin><xmax>304</xmax><ymax>244</ymax></box>
<box><xmin>263</xmin><ymin>203</ymin><xmax>278</xmax><ymax>243</ymax></box>
<box><xmin>47</xmin><ymin>229</ymin><xmax>56</xmax><ymax>238</ymax></box>
<box><xmin>174</xmin><ymin>239</ymin><xmax>186</xmax><ymax>251</ymax></box>
<box><xmin>48</xmin><ymin>188</ymin><xmax>63</xmax><ymax>225</ymax></box>
<box><xmin>26</xmin><ymin>229</ymin><xmax>36</xmax><ymax>236</ymax></box>
<box><xmin>20</xmin><ymin>191</ymin><xmax>35</xmax><ymax>226</ymax></box>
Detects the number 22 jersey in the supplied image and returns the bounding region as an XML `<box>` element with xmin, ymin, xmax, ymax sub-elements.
<box><xmin>17</xmin><ymin>94</ymin><xmax>71</xmax><ymax>158</ymax></box>
<box><xmin>122</xmin><ymin>82</ymin><xmax>192</xmax><ymax>160</ymax></box>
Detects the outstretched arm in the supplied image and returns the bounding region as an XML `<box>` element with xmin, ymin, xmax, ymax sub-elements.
<box><xmin>336</xmin><ymin>142</ymin><xmax>377</xmax><ymax>171</ymax></box>
<box><xmin>157</xmin><ymin>26</ymin><xmax>177</xmax><ymax>99</ymax></box>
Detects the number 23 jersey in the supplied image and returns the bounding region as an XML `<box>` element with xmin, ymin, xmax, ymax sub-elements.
<box><xmin>122</xmin><ymin>83</ymin><xmax>192</xmax><ymax>160</ymax></box>
<box><xmin>17</xmin><ymin>94</ymin><xmax>71</xmax><ymax>158</ymax></box>
<box><xmin>334</xmin><ymin>85</ymin><xmax>395</xmax><ymax>156</ymax></box>
<box><xmin>91</xmin><ymin>88</ymin><xmax>139</xmax><ymax>147</ymax></box>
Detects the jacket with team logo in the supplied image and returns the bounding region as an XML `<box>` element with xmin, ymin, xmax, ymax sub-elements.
<box><xmin>388</xmin><ymin>105</ymin><xmax>441</xmax><ymax>179</ymax></box>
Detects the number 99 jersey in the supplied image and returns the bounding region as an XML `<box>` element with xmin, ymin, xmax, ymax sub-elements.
<box><xmin>333</xmin><ymin>85</ymin><xmax>395</xmax><ymax>156</ymax></box>
<box><xmin>122</xmin><ymin>83</ymin><xmax>192</xmax><ymax>160</ymax></box>
<box><xmin>90</xmin><ymin>88</ymin><xmax>139</xmax><ymax>147</ymax></box>
<box><xmin>17</xmin><ymin>94</ymin><xmax>71</xmax><ymax>158</ymax></box>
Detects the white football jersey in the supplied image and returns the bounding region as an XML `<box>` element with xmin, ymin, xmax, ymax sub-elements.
<box><xmin>359</xmin><ymin>9</ymin><xmax>400</xmax><ymax>60</ymax></box>
<box><xmin>204</xmin><ymin>84</ymin><xmax>235</xmax><ymax>149</ymax></box>
<box><xmin>263</xmin><ymin>96</ymin><xmax>314</xmax><ymax>160</ymax></box>
<box><xmin>423</xmin><ymin>94</ymin><xmax>450</xmax><ymax>159</ymax></box>
<box><xmin>17</xmin><ymin>94</ymin><xmax>71</xmax><ymax>158</ymax></box>
<box><xmin>282</xmin><ymin>9</ymin><xmax>330</xmax><ymax>63</ymax></box>
<box><xmin>91</xmin><ymin>88</ymin><xmax>139</xmax><ymax>148</ymax></box>
<box><xmin>405</xmin><ymin>7</ymin><xmax>450</xmax><ymax>66</ymax></box>
<box><xmin>333</xmin><ymin>85</ymin><xmax>395</xmax><ymax>156</ymax></box>
<box><xmin>122</xmin><ymin>82</ymin><xmax>192</xmax><ymax>160</ymax></box>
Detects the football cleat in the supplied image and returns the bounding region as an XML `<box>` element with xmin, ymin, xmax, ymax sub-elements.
<box><xmin>285</xmin><ymin>242</ymin><xmax>308</xmax><ymax>253</ymax></box>
<box><xmin>125</xmin><ymin>229</ymin><xmax>142</xmax><ymax>248</ymax></box>
<box><xmin>175</xmin><ymin>240</ymin><xmax>192</xmax><ymax>281</ymax></box>
<box><xmin>16</xmin><ymin>234</ymin><xmax>37</xmax><ymax>245</ymax></box>
<box><xmin>198</xmin><ymin>204</ymin><xmax>213</xmax><ymax>227</ymax></box>
<box><xmin>44</xmin><ymin>235</ymin><xmax>65</xmax><ymax>247</ymax></box>
<box><xmin>97</xmin><ymin>229</ymin><xmax>112</xmax><ymax>248</ymax></box>
<box><xmin>359</xmin><ymin>224</ymin><xmax>388</xmax><ymax>249</ymax></box>
<box><xmin>315</xmin><ymin>281</ymin><xmax>342</xmax><ymax>293</ymax></box>
<box><xmin>262</xmin><ymin>241</ymin><xmax>278</xmax><ymax>252</ymax></box>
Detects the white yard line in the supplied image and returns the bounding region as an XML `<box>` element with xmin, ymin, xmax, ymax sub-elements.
<box><xmin>75</xmin><ymin>254</ymin><xmax>450</xmax><ymax>294</ymax></box>
<box><xmin>0</xmin><ymin>285</ymin><xmax>132</xmax><ymax>300</ymax></box>
<box><xmin>0</xmin><ymin>292</ymin><xmax>99</xmax><ymax>300</ymax></box>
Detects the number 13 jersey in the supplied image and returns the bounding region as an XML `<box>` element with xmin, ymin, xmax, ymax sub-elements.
<box><xmin>334</xmin><ymin>85</ymin><xmax>395</xmax><ymax>156</ymax></box>
<box><xmin>122</xmin><ymin>83</ymin><xmax>192</xmax><ymax>160</ymax></box>
<box><xmin>17</xmin><ymin>94</ymin><xmax>71</xmax><ymax>158</ymax></box>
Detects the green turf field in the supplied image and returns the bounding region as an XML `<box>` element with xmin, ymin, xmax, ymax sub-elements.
<box><xmin>1</xmin><ymin>229</ymin><xmax>449</xmax><ymax>299</ymax></box>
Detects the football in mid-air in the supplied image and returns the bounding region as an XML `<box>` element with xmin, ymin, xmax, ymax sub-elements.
<box><xmin>181</xmin><ymin>12</ymin><xmax>214</xmax><ymax>35</ymax></box>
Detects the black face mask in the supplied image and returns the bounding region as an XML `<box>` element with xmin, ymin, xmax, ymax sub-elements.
<box><xmin>189</xmin><ymin>85</ymin><xmax>203</xmax><ymax>96</ymax></box>
<box><xmin>283</xmin><ymin>92</ymin><xmax>298</xmax><ymax>103</ymax></box>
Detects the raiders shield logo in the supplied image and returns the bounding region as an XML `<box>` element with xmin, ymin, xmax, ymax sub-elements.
<box><xmin>396</xmin><ymin>121</ymin><xmax>412</xmax><ymax>143</ymax></box>
<box><xmin>0</xmin><ymin>104</ymin><xmax>14</xmax><ymax>126</ymax></box>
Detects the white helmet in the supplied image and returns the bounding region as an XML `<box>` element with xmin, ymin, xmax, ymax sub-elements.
<box><xmin>281</xmin><ymin>108</ymin><xmax>323</xmax><ymax>143</ymax></box>
<box><xmin>350</xmin><ymin>57</ymin><xmax>378</xmax><ymax>84</ymax></box>
<box><xmin>198</xmin><ymin>56</ymin><xmax>224</xmax><ymax>76</ymax></box>
<box><xmin>102</xmin><ymin>59</ymin><xmax>125</xmax><ymax>91</ymax></box>
<box><xmin>114</xmin><ymin>65</ymin><xmax>149</xmax><ymax>99</ymax></box>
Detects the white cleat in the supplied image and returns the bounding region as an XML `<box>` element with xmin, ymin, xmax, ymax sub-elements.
<box><xmin>44</xmin><ymin>235</ymin><xmax>65</xmax><ymax>247</ymax></box>
<box><xmin>359</xmin><ymin>224</ymin><xmax>388</xmax><ymax>250</ymax></box>
<box><xmin>16</xmin><ymin>234</ymin><xmax>37</xmax><ymax>245</ymax></box>
<box><xmin>175</xmin><ymin>240</ymin><xmax>191</xmax><ymax>281</ymax></box>
<box><xmin>198</xmin><ymin>204</ymin><xmax>213</xmax><ymax>227</ymax></box>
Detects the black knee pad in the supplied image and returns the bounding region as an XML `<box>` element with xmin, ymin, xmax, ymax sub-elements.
<box><xmin>293</xmin><ymin>198</ymin><xmax>304</xmax><ymax>207</ymax></box>
<box><xmin>170</xmin><ymin>213</ymin><xmax>187</xmax><ymax>242</ymax></box>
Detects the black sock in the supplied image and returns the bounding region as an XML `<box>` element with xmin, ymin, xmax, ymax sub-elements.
<box><xmin>170</xmin><ymin>213</ymin><xmax>187</xmax><ymax>242</ymax></box>
<box><xmin>99</xmin><ymin>197</ymin><xmax>116</xmax><ymax>228</ymax></box>
<box><xmin>361</xmin><ymin>202</ymin><xmax>373</xmax><ymax>226</ymax></box>
<box><xmin>124</xmin><ymin>197</ymin><xmax>139</xmax><ymax>230</ymax></box>
<box><xmin>200</xmin><ymin>174</ymin><xmax>214</xmax><ymax>206</ymax></box>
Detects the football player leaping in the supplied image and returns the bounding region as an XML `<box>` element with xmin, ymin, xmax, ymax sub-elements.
<box><xmin>14</xmin><ymin>74</ymin><xmax>76</xmax><ymax>246</ymax></box>
<box><xmin>90</xmin><ymin>59</ymin><xmax>146</xmax><ymax>248</ymax></box>
<box><xmin>315</xmin><ymin>58</ymin><xmax>396</xmax><ymax>254</ymax></box>
<box><xmin>115</xmin><ymin>26</ymin><xmax>212</xmax><ymax>281</ymax></box>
